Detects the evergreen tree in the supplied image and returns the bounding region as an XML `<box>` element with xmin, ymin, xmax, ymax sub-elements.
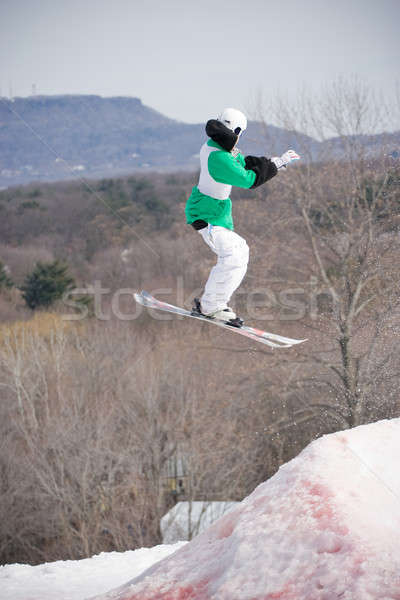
<box><xmin>20</xmin><ymin>260</ymin><xmax>75</xmax><ymax>309</ymax></box>
<box><xmin>0</xmin><ymin>261</ymin><xmax>13</xmax><ymax>290</ymax></box>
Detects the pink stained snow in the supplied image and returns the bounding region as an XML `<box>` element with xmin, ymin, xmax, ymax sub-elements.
<box><xmin>91</xmin><ymin>418</ymin><xmax>400</xmax><ymax>600</ymax></box>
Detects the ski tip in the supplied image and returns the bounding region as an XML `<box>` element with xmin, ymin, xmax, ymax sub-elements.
<box><xmin>134</xmin><ymin>291</ymin><xmax>145</xmax><ymax>304</ymax></box>
<box><xmin>140</xmin><ymin>290</ymin><xmax>152</xmax><ymax>299</ymax></box>
<box><xmin>288</xmin><ymin>339</ymin><xmax>308</xmax><ymax>346</ymax></box>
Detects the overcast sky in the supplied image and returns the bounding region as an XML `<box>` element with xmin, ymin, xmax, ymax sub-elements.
<box><xmin>1</xmin><ymin>0</ymin><xmax>399</xmax><ymax>124</ymax></box>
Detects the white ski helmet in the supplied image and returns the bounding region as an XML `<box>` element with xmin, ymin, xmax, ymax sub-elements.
<box><xmin>218</xmin><ymin>107</ymin><xmax>247</xmax><ymax>136</ymax></box>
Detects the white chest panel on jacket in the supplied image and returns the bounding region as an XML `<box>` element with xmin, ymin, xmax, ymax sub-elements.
<box><xmin>198</xmin><ymin>143</ymin><xmax>232</xmax><ymax>200</ymax></box>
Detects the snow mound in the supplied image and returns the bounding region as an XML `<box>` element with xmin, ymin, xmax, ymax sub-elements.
<box><xmin>90</xmin><ymin>418</ymin><xmax>400</xmax><ymax>600</ymax></box>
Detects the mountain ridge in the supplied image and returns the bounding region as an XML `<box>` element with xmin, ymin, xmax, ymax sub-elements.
<box><xmin>0</xmin><ymin>94</ymin><xmax>398</xmax><ymax>187</ymax></box>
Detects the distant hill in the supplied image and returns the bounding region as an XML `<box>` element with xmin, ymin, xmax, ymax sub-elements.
<box><xmin>0</xmin><ymin>95</ymin><xmax>317</xmax><ymax>187</ymax></box>
<box><xmin>0</xmin><ymin>95</ymin><xmax>201</xmax><ymax>186</ymax></box>
<box><xmin>0</xmin><ymin>95</ymin><xmax>398</xmax><ymax>187</ymax></box>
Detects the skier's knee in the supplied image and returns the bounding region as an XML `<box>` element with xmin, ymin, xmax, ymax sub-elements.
<box><xmin>234</xmin><ymin>240</ymin><xmax>249</xmax><ymax>267</ymax></box>
<box><xmin>228</xmin><ymin>241</ymin><xmax>248</xmax><ymax>269</ymax></box>
<box><xmin>241</xmin><ymin>241</ymin><xmax>249</xmax><ymax>265</ymax></box>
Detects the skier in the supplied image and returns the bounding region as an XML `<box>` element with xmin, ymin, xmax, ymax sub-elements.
<box><xmin>185</xmin><ymin>107</ymin><xmax>300</xmax><ymax>326</ymax></box>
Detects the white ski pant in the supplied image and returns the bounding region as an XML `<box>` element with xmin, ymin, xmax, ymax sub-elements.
<box><xmin>198</xmin><ymin>225</ymin><xmax>249</xmax><ymax>314</ymax></box>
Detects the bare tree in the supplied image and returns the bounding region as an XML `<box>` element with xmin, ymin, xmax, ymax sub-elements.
<box><xmin>0</xmin><ymin>316</ymin><xmax>272</xmax><ymax>563</ymax></box>
<box><xmin>249</xmin><ymin>78</ymin><xmax>400</xmax><ymax>430</ymax></box>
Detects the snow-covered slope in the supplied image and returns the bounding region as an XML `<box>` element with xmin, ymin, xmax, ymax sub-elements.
<box><xmin>2</xmin><ymin>419</ymin><xmax>400</xmax><ymax>600</ymax></box>
<box><xmin>0</xmin><ymin>544</ymin><xmax>186</xmax><ymax>600</ymax></box>
<box><xmin>91</xmin><ymin>418</ymin><xmax>400</xmax><ymax>600</ymax></box>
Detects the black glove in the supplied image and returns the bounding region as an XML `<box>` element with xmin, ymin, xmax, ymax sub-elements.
<box><xmin>244</xmin><ymin>155</ymin><xmax>278</xmax><ymax>188</ymax></box>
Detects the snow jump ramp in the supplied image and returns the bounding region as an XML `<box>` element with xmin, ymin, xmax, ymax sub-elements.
<box><xmin>91</xmin><ymin>418</ymin><xmax>400</xmax><ymax>600</ymax></box>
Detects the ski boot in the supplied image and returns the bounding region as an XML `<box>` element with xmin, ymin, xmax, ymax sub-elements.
<box><xmin>192</xmin><ymin>298</ymin><xmax>243</xmax><ymax>328</ymax></box>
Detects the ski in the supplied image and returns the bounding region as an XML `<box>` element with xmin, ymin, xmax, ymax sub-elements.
<box><xmin>134</xmin><ymin>291</ymin><xmax>307</xmax><ymax>349</ymax></box>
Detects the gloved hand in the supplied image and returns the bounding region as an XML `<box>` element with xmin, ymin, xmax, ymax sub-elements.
<box><xmin>271</xmin><ymin>149</ymin><xmax>300</xmax><ymax>170</ymax></box>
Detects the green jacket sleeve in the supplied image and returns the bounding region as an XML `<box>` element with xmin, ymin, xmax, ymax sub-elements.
<box><xmin>208</xmin><ymin>150</ymin><xmax>256</xmax><ymax>189</ymax></box>
<box><xmin>236</xmin><ymin>152</ymin><xmax>246</xmax><ymax>168</ymax></box>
